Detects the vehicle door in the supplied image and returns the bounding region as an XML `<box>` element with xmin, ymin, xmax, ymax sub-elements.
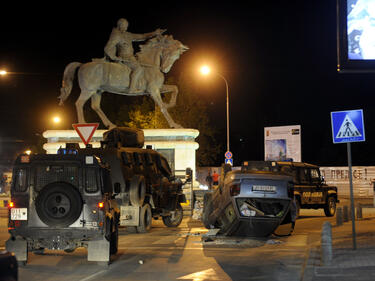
<box><xmin>308</xmin><ymin>168</ymin><xmax>324</xmax><ymax>204</ymax></box>
<box><xmin>297</xmin><ymin>167</ymin><xmax>313</xmax><ymax>205</ymax></box>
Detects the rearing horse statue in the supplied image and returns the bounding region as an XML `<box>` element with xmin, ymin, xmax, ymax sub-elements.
<box><xmin>58</xmin><ymin>35</ymin><xmax>188</xmax><ymax>129</ymax></box>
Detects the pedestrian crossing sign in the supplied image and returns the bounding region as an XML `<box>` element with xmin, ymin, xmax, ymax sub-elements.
<box><xmin>225</xmin><ymin>158</ymin><xmax>233</xmax><ymax>166</ymax></box>
<box><xmin>331</xmin><ymin>109</ymin><xmax>365</xmax><ymax>143</ymax></box>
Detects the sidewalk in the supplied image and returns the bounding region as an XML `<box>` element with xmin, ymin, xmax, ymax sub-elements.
<box><xmin>303</xmin><ymin>215</ymin><xmax>375</xmax><ymax>281</ymax></box>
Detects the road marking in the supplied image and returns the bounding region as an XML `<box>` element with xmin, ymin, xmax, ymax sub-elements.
<box><xmin>177</xmin><ymin>268</ymin><xmax>225</xmax><ymax>281</ymax></box>
<box><xmin>78</xmin><ymin>269</ymin><xmax>107</xmax><ymax>281</ymax></box>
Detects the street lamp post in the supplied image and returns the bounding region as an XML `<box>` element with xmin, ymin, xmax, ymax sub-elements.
<box><xmin>200</xmin><ymin>66</ymin><xmax>230</xmax><ymax>154</ymax></box>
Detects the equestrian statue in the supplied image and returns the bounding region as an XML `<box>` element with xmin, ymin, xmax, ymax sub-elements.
<box><xmin>58</xmin><ymin>18</ymin><xmax>188</xmax><ymax>129</ymax></box>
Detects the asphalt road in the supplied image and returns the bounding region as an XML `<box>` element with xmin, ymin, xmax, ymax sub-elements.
<box><xmin>0</xmin><ymin>208</ymin><xmax>350</xmax><ymax>281</ymax></box>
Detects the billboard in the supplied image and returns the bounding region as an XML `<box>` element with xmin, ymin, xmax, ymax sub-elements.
<box><xmin>337</xmin><ymin>0</ymin><xmax>375</xmax><ymax>72</ymax></box>
<box><xmin>264</xmin><ymin>125</ymin><xmax>301</xmax><ymax>162</ymax></box>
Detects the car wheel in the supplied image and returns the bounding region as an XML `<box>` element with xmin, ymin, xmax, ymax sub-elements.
<box><xmin>129</xmin><ymin>175</ymin><xmax>146</xmax><ymax>206</ymax></box>
<box><xmin>35</xmin><ymin>182</ymin><xmax>83</xmax><ymax>227</ymax></box>
<box><xmin>162</xmin><ymin>203</ymin><xmax>183</xmax><ymax>227</ymax></box>
<box><xmin>202</xmin><ymin>193</ymin><xmax>213</xmax><ymax>229</ymax></box>
<box><xmin>324</xmin><ymin>196</ymin><xmax>336</xmax><ymax>217</ymax></box>
<box><xmin>137</xmin><ymin>203</ymin><xmax>152</xmax><ymax>233</ymax></box>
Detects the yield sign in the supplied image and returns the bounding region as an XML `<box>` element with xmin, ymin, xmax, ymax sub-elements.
<box><xmin>72</xmin><ymin>123</ymin><xmax>99</xmax><ymax>145</ymax></box>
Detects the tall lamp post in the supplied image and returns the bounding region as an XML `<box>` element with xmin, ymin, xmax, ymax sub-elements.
<box><xmin>200</xmin><ymin>65</ymin><xmax>230</xmax><ymax>154</ymax></box>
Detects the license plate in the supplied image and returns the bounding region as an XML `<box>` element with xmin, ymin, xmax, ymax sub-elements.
<box><xmin>11</xmin><ymin>208</ymin><xmax>27</xmax><ymax>220</ymax></box>
<box><xmin>252</xmin><ymin>185</ymin><xmax>277</xmax><ymax>192</ymax></box>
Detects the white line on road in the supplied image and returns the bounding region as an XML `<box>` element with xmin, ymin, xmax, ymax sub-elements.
<box><xmin>78</xmin><ymin>269</ymin><xmax>107</xmax><ymax>281</ymax></box>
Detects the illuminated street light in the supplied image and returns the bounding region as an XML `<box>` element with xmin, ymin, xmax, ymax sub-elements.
<box><xmin>200</xmin><ymin>65</ymin><xmax>211</xmax><ymax>75</ymax></box>
<box><xmin>53</xmin><ymin>116</ymin><xmax>61</xmax><ymax>124</ymax></box>
<box><xmin>0</xmin><ymin>70</ymin><xmax>7</xmax><ymax>76</ymax></box>
<box><xmin>24</xmin><ymin>150</ymin><xmax>31</xmax><ymax>155</ymax></box>
<box><xmin>199</xmin><ymin>65</ymin><xmax>231</xmax><ymax>155</ymax></box>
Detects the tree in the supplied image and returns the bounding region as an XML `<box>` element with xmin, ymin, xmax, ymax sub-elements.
<box><xmin>123</xmin><ymin>73</ymin><xmax>223</xmax><ymax>166</ymax></box>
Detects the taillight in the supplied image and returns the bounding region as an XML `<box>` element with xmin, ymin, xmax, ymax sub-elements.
<box><xmin>98</xmin><ymin>202</ymin><xmax>104</xmax><ymax>209</ymax></box>
<box><xmin>8</xmin><ymin>201</ymin><xmax>14</xmax><ymax>208</ymax></box>
<box><xmin>230</xmin><ymin>184</ymin><xmax>241</xmax><ymax>196</ymax></box>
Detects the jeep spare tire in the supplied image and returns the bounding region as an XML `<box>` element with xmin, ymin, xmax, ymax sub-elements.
<box><xmin>36</xmin><ymin>182</ymin><xmax>83</xmax><ymax>227</ymax></box>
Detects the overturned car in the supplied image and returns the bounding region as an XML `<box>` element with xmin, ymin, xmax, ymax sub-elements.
<box><xmin>202</xmin><ymin>162</ymin><xmax>296</xmax><ymax>237</ymax></box>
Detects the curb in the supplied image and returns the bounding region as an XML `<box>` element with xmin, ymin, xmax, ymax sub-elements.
<box><xmin>302</xmin><ymin>246</ymin><xmax>320</xmax><ymax>281</ymax></box>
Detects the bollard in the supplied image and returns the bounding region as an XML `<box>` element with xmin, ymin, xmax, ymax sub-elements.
<box><xmin>343</xmin><ymin>205</ymin><xmax>349</xmax><ymax>222</ymax></box>
<box><xmin>356</xmin><ymin>204</ymin><xmax>363</xmax><ymax>219</ymax></box>
<box><xmin>336</xmin><ymin>207</ymin><xmax>343</xmax><ymax>226</ymax></box>
<box><xmin>321</xmin><ymin>221</ymin><xmax>333</xmax><ymax>266</ymax></box>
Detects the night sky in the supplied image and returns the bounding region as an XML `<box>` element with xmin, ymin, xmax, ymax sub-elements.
<box><xmin>1</xmin><ymin>1</ymin><xmax>375</xmax><ymax>167</ymax></box>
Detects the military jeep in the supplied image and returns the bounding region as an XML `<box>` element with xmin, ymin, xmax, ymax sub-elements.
<box><xmin>274</xmin><ymin>161</ymin><xmax>339</xmax><ymax>217</ymax></box>
<box><xmin>6</xmin><ymin>147</ymin><xmax>120</xmax><ymax>265</ymax></box>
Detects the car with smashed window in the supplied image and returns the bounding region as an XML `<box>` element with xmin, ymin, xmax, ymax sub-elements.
<box><xmin>202</xmin><ymin>162</ymin><xmax>296</xmax><ymax>237</ymax></box>
<box><xmin>6</xmin><ymin>147</ymin><xmax>120</xmax><ymax>265</ymax></box>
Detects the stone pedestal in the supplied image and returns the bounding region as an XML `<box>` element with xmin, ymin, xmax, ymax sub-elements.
<box><xmin>42</xmin><ymin>128</ymin><xmax>199</xmax><ymax>182</ymax></box>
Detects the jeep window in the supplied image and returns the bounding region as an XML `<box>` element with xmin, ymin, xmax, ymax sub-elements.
<box><xmin>14</xmin><ymin>168</ymin><xmax>27</xmax><ymax>192</ymax></box>
<box><xmin>280</xmin><ymin>166</ymin><xmax>298</xmax><ymax>183</ymax></box>
<box><xmin>298</xmin><ymin>168</ymin><xmax>310</xmax><ymax>184</ymax></box>
<box><xmin>85</xmin><ymin>167</ymin><xmax>99</xmax><ymax>193</ymax></box>
<box><xmin>310</xmin><ymin>168</ymin><xmax>321</xmax><ymax>184</ymax></box>
<box><xmin>35</xmin><ymin>165</ymin><xmax>78</xmax><ymax>191</ymax></box>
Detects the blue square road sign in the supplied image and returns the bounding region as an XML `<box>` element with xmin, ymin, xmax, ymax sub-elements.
<box><xmin>225</xmin><ymin>158</ymin><xmax>233</xmax><ymax>166</ymax></box>
<box><xmin>331</xmin><ymin>109</ymin><xmax>365</xmax><ymax>144</ymax></box>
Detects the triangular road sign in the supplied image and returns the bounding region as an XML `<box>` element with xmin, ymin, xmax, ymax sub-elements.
<box><xmin>336</xmin><ymin>115</ymin><xmax>362</xmax><ymax>138</ymax></box>
<box><xmin>72</xmin><ymin>123</ymin><xmax>99</xmax><ymax>146</ymax></box>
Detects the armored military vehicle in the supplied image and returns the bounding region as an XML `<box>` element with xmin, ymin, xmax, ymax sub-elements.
<box><xmin>78</xmin><ymin>127</ymin><xmax>187</xmax><ymax>233</ymax></box>
<box><xmin>6</xmin><ymin>146</ymin><xmax>120</xmax><ymax>265</ymax></box>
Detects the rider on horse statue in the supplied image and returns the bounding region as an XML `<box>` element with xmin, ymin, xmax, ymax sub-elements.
<box><xmin>104</xmin><ymin>18</ymin><xmax>166</xmax><ymax>94</ymax></box>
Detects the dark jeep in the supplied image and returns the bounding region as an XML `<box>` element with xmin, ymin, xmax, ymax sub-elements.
<box><xmin>274</xmin><ymin>161</ymin><xmax>339</xmax><ymax>217</ymax></box>
<box><xmin>6</xmin><ymin>147</ymin><xmax>120</xmax><ymax>265</ymax></box>
<box><xmin>202</xmin><ymin>163</ymin><xmax>295</xmax><ymax>237</ymax></box>
<box><xmin>79</xmin><ymin>127</ymin><xmax>187</xmax><ymax>233</ymax></box>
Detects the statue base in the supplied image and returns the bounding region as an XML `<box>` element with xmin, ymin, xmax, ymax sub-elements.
<box><xmin>42</xmin><ymin>128</ymin><xmax>199</xmax><ymax>180</ymax></box>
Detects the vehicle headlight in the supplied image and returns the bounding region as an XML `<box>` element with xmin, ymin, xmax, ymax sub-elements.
<box><xmin>240</xmin><ymin>204</ymin><xmax>256</xmax><ymax>217</ymax></box>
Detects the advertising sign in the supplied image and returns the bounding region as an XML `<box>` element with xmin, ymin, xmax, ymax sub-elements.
<box><xmin>264</xmin><ymin>125</ymin><xmax>301</xmax><ymax>162</ymax></box>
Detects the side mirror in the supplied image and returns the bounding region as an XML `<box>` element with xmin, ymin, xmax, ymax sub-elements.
<box><xmin>113</xmin><ymin>182</ymin><xmax>121</xmax><ymax>194</ymax></box>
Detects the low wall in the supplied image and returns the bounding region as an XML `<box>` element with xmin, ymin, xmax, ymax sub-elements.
<box><xmin>196</xmin><ymin>166</ymin><xmax>375</xmax><ymax>199</ymax></box>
